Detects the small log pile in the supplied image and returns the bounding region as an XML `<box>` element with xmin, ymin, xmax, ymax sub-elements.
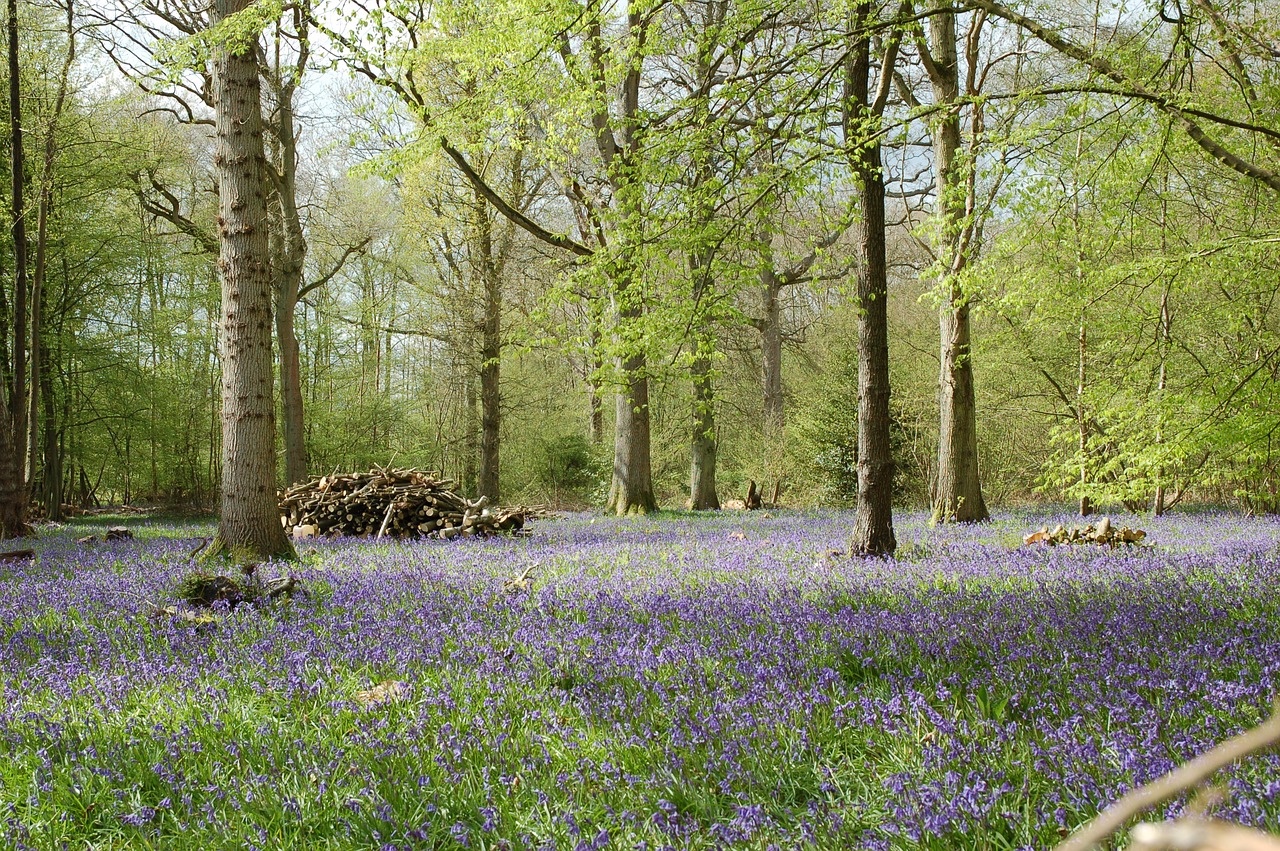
<box><xmin>1023</xmin><ymin>516</ymin><xmax>1147</xmax><ymax>547</ymax></box>
<box><xmin>279</xmin><ymin>468</ymin><xmax>530</xmax><ymax>540</ymax></box>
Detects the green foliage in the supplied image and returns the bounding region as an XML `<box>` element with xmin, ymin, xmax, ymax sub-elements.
<box><xmin>532</xmin><ymin>434</ymin><xmax>605</xmax><ymax>497</ymax></box>
<box><xmin>792</xmin><ymin>340</ymin><xmax>925</xmax><ymax>507</ymax></box>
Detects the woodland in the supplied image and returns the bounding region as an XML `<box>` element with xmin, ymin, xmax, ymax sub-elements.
<box><xmin>0</xmin><ymin>0</ymin><xmax>1274</xmax><ymax>555</ymax></box>
<box><xmin>2</xmin><ymin>1</ymin><xmax>1280</xmax><ymax>849</ymax></box>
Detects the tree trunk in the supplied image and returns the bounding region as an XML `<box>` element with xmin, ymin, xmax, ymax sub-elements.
<box><xmin>0</xmin><ymin>394</ymin><xmax>26</xmax><ymax>537</ymax></box>
<box><xmin>586</xmin><ymin>310</ymin><xmax>604</xmax><ymax>443</ymax></box>
<box><xmin>846</xmin><ymin>4</ymin><xmax>897</xmax><ymax>555</ymax></box>
<box><xmin>272</xmin><ymin>92</ymin><xmax>308</xmax><ymax>487</ymax></box>
<box><xmin>760</xmin><ymin>265</ymin><xmax>785</xmax><ymax>434</ymax></box>
<box><xmin>277</xmin><ymin>294</ymin><xmax>306</xmax><ymax>486</ymax></box>
<box><xmin>7</xmin><ymin>0</ymin><xmax>29</xmax><ymax>509</ymax></box>
<box><xmin>588</xmin><ymin>381</ymin><xmax>603</xmax><ymax>443</ymax></box>
<box><xmin>1152</xmin><ymin>227</ymin><xmax>1172</xmax><ymax>517</ymax></box>
<box><xmin>689</xmin><ymin>347</ymin><xmax>719</xmax><ymax>510</ymax></box>
<box><xmin>607</xmin><ymin>347</ymin><xmax>658</xmax><ymax>515</ymax></box>
<box><xmin>474</xmin><ymin>188</ymin><xmax>501</xmax><ymax>502</ymax></box>
<box><xmin>207</xmin><ymin>0</ymin><xmax>294</xmax><ymax>561</ymax></box>
<box><xmin>927</xmin><ymin>5</ymin><xmax>988</xmax><ymax>524</ymax></box>
<box><xmin>26</xmin><ymin>0</ymin><xmax>72</xmax><ymax>504</ymax></box>
<box><xmin>463</xmin><ymin>370</ymin><xmax>478</xmax><ymax>495</ymax></box>
<box><xmin>1077</xmin><ymin>313</ymin><xmax>1091</xmax><ymax>517</ymax></box>
<box><xmin>41</xmin><ymin>362</ymin><xmax>60</xmax><ymax>520</ymax></box>
<box><xmin>607</xmin><ymin>263</ymin><xmax>657</xmax><ymax>515</ymax></box>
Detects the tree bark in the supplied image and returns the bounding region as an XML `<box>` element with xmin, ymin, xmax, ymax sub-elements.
<box><xmin>1077</xmin><ymin>313</ymin><xmax>1091</xmax><ymax>517</ymax></box>
<box><xmin>474</xmin><ymin>187</ymin><xmax>500</xmax><ymax>502</ymax></box>
<box><xmin>0</xmin><ymin>394</ymin><xmax>26</xmax><ymax>537</ymax></box>
<box><xmin>7</xmin><ymin>0</ymin><xmax>28</xmax><ymax>492</ymax></box>
<box><xmin>606</xmin><ymin>345</ymin><xmax>658</xmax><ymax>515</ymax></box>
<box><xmin>760</xmin><ymin>265</ymin><xmax>785</xmax><ymax>434</ymax></box>
<box><xmin>271</xmin><ymin>109</ymin><xmax>308</xmax><ymax>487</ymax></box>
<box><xmin>587</xmin><ymin>378</ymin><xmax>603</xmax><ymax>443</ymax></box>
<box><xmin>29</xmin><ymin>0</ymin><xmax>73</xmax><ymax>509</ymax></box>
<box><xmin>926</xmin><ymin>4</ymin><xmax>988</xmax><ymax>523</ymax></box>
<box><xmin>847</xmin><ymin>0</ymin><xmax>897</xmax><ymax>555</ymax></box>
<box><xmin>208</xmin><ymin>0</ymin><xmax>294</xmax><ymax>561</ymax></box>
<box><xmin>463</xmin><ymin>368</ymin><xmax>478</xmax><ymax>495</ymax></box>
<box><xmin>689</xmin><ymin>345</ymin><xmax>719</xmax><ymax>510</ymax></box>
<box><xmin>40</xmin><ymin>362</ymin><xmax>60</xmax><ymax>520</ymax></box>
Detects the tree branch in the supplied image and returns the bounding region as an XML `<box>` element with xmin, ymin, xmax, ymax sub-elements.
<box><xmin>962</xmin><ymin>0</ymin><xmax>1280</xmax><ymax>193</ymax></box>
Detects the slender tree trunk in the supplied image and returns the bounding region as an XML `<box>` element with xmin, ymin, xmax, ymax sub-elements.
<box><xmin>272</xmin><ymin>114</ymin><xmax>308</xmax><ymax>487</ymax></box>
<box><xmin>587</xmin><ymin>310</ymin><xmax>604</xmax><ymax>443</ymax></box>
<box><xmin>1077</xmin><ymin>312</ymin><xmax>1091</xmax><ymax>517</ymax></box>
<box><xmin>27</xmin><ymin>0</ymin><xmax>72</xmax><ymax>503</ymax></box>
<box><xmin>26</xmin><ymin>251</ymin><xmax>39</xmax><ymax>487</ymax></box>
<box><xmin>474</xmin><ymin>189</ymin><xmax>501</xmax><ymax>502</ymax></box>
<box><xmin>847</xmin><ymin>0</ymin><xmax>896</xmax><ymax>555</ymax></box>
<box><xmin>207</xmin><ymin>0</ymin><xmax>294</xmax><ymax>561</ymax></box>
<box><xmin>277</xmin><ymin>292</ymin><xmax>306</xmax><ymax>485</ymax></box>
<box><xmin>1152</xmin><ymin>203</ymin><xmax>1172</xmax><ymax>517</ymax></box>
<box><xmin>588</xmin><ymin>382</ymin><xmax>603</xmax><ymax>443</ymax></box>
<box><xmin>689</xmin><ymin>347</ymin><xmax>719</xmax><ymax>510</ymax></box>
<box><xmin>463</xmin><ymin>370</ymin><xmax>478</xmax><ymax>495</ymax></box>
<box><xmin>41</xmin><ymin>365</ymin><xmax>60</xmax><ymax>519</ymax></box>
<box><xmin>928</xmin><ymin>5</ymin><xmax>988</xmax><ymax>523</ymax></box>
<box><xmin>760</xmin><ymin>266</ymin><xmax>785</xmax><ymax>433</ymax></box>
<box><xmin>7</xmin><ymin>0</ymin><xmax>28</xmax><ymax>490</ymax></box>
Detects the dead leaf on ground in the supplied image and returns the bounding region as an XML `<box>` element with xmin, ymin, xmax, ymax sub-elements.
<box><xmin>356</xmin><ymin>680</ymin><xmax>409</xmax><ymax>707</ymax></box>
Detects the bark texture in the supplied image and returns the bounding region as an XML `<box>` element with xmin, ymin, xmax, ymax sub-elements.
<box><xmin>760</xmin><ymin>266</ymin><xmax>784</xmax><ymax>433</ymax></box>
<box><xmin>847</xmin><ymin>0</ymin><xmax>897</xmax><ymax>555</ymax></box>
<box><xmin>209</xmin><ymin>0</ymin><xmax>294</xmax><ymax>560</ymax></box>
<box><xmin>607</xmin><ymin>347</ymin><xmax>657</xmax><ymax>515</ymax></box>
<box><xmin>689</xmin><ymin>348</ymin><xmax>719</xmax><ymax>510</ymax></box>
<box><xmin>0</xmin><ymin>396</ymin><xmax>27</xmax><ymax>537</ymax></box>
<box><xmin>271</xmin><ymin>109</ymin><xmax>308</xmax><ymax>487</ymax></box>
<box><xmin>926</xmin><ymin>5</ymin><xmax>988</xmax><ymax>523</ymax></box>
<box><xmin>2</xmin><ymin>0</ymin><xmax>29</xmax><ymax>536</ymax></box>
<box><xmin>474</xmin><ymin>188</ymin><xmax>501</xmax><ymax>503</ymax></box>
<box><xmin>7</xmin><ymin>0</ymin><xmax>25</xmax><ymax>451</ymax></box>
<box><xmin>265</xmin><ymin>10</ymin><xmax>310</xmax><ymax>488</ymax></box>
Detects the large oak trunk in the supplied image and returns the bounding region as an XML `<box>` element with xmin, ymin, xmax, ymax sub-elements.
<box><xmin>928</xmin><ymin>6</ymin><xmax>988</xmax><ymax>524</ymax></box>
<box><xmin>209</xmin><ymin>0</ymin><xmax>294</xmax><ymax>560</ymax></box>
<box><xmin>847</xmin><ymin>1</ymin><xmax>896</xmax><ymax>556</ymax></box>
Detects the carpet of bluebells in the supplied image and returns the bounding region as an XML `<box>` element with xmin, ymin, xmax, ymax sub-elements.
<box><xmin>3</xmin><ymin>510</ymin><xmax>1280</xmax><ymax>850</ymax></box>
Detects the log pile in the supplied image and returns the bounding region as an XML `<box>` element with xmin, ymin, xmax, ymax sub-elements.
<box><xmin>279</xmin><ymin>468</ymin><xmax>530</xmax><ymax>540</ymax></box>
<box><xmin>1023</xmin><ymin>516</ymin><xmax>1147</xmax><ymax>547</ymax></box>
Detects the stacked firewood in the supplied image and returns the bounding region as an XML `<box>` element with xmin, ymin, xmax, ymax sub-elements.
<box><xmin>1023</xmin><ymin>516</ymin><xmax>1147</xmax><ymax>547</ymax></box>
<box><xmin>279</xmin><ymin>468</ymin><xmax>530</xmax><ymax>540</ymax></box>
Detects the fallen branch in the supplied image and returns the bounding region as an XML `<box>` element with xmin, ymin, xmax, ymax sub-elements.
<box><xmin>1129</xmin><ymin>819</ymin><xmax>1280</xmax><ymax>851</ymax></box>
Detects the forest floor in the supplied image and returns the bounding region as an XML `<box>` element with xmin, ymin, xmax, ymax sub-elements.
<box><xmin>2</xmin><ymin>509</ymin><xmax>1279</xmax><ymax>850</ymax></box>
